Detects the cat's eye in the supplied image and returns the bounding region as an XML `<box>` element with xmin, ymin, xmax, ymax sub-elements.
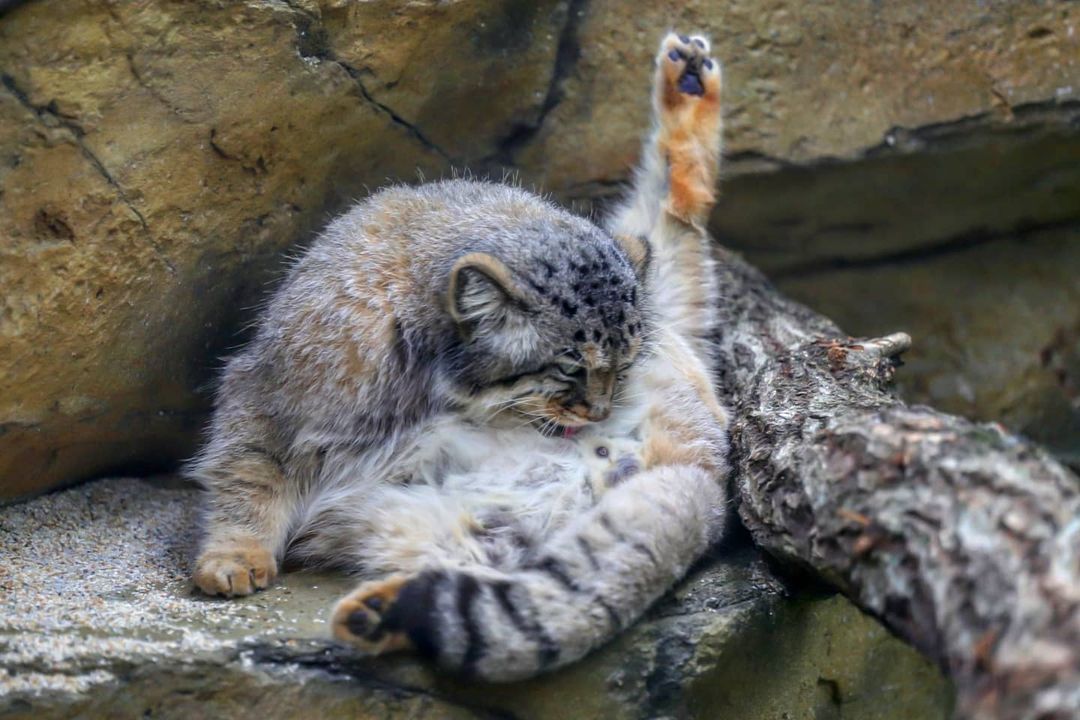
<box><xmin>595</xmin><ymin>446</ymin><xmax>610</xmax><ymax>458</ymax></box>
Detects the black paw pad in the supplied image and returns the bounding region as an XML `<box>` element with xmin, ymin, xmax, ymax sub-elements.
<box><xmin>381</xmin><ymin>570</ymin><xmax>445</xmax><ymax>659</ymax></box>
<box><xmin>678</xmin><ymin>70</ymin><xmax>705</xmax><ymax>96</ymax></box>
<box><xmin>345</xmin><ymin>609</ymin><xmax>378</xmax><ymax>639</ymax></box>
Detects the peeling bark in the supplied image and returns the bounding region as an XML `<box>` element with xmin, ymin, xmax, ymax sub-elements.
<box><xmin>710</xmin><ymin>248</ymin><xmax>1080</xmax><ymax>719</ymax></box>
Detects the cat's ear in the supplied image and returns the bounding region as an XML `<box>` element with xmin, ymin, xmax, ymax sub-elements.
<box><xmin>447</xmin><ymin>252</ymin><xmax>532</xmax><ymax>329</ymax></box>
<box><xmin>616</xmin><ymin>234</ymin><xmax>651</xmax><ymax>282</ymax></box>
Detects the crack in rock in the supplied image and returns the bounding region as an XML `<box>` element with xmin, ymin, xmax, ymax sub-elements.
<box><xmin>242</xmin><ymin>640</ymin><xmax>521</xmax><ymax>719</ymax></box>
<box><xmin>278</xmin><ymin>0</ymin><xmax>453</xmax><ymax>163</ymax></box>
<box><xmin>341</xmin><ymin>63</ymin><xmax>454</xmax><ymax>164</ymax></box>
<box><xmin>770</xmin><ymin>216</ymin><xmax>1080</xmax><ymax>279</ymax></box>
<box><xmin>723</xmin><ymin>98</ymin><xmax>1080</xmax><ymax>175</ymax></box>
<box><xmin>489</xmin><ymin>0</ymin><xmax>589</xmax><ymax>166</ymax></box>
<box><xmin>123</xmin><ymin>52</ymin><xmax>199</xmax><ymax>125</ymax></box>
<box><xmin>0</xmin><ymin>72</ymin><xmax>176</xmax><ymax>274</ymax></box>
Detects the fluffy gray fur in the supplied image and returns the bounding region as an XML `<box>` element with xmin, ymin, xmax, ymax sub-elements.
<box><xmin>190</xmin><ymin>31</ymin><xmax>729</xmax><ymax>682</ymax></box>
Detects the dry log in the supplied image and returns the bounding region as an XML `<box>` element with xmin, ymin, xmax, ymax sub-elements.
<box><xmin>710</xmin><ymin>247</ymin><xmax>1080</xmax><ymax>720</ymax></box>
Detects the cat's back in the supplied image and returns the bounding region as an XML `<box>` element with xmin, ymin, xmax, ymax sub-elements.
<box><xmin>265</xmin><ymin>177</ymin><xmax>616</xmax><ymax>352</ymax></box>
<box><xmin>307</xmin><ymin>179</ymin><xmax>559</xmax><ymax>276</ymax></box>
<box><xmin>230</xmin><ymin>179</ymin><xmax>601</xmax><ymax>433</ymax></box>
<box><xmin>269</xmin><ymin>180</ymin><xmax>576</xmax><ymax>328</ymax></box>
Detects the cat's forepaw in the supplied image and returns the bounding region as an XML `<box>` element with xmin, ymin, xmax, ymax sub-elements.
<box><xmin>332</xmin><ymin>574</ymin><xmax>416</xmax><ymax>655</ymax></box>
<box><xmin>193</xmin><ymin>539</ymin><xmax>277</xmax><ymax>597</ymax></box>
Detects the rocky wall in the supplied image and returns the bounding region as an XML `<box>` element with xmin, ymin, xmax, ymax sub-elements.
<box><xmin>1</xmin><ymin>0</ymin><xmax>1077</xmax><ymax>493</ymax></box>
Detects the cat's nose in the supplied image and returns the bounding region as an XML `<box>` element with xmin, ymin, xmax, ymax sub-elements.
<box><xmin>568</xmin><ymin>402</ymin><xmax>610</xmax><ymax>422</ymax></box>
<box><xmin>585</xmin><ymin>403</ymin><xmax>610</xmax><ymax>422</ymax></box>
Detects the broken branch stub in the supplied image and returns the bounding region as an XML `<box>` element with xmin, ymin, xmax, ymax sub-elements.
<box><xmin>710</xmin><ymin>247</ymin><xmax>1080</xmax><ymax>720</ymax></box>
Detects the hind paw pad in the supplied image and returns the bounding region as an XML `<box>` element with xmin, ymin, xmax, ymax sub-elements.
<box><xmin>653</xmin><ymin>31</ymin><xmax>724</xmax><ymax>224</ymax></box>
<box><xmin>657</xmin><ymin>32</ymin><xmax>721</xmax><ymax>107</ymax></box>
<box><xmin>331</xmin><ymin>575</ymin><xmax>414</xmax><ymax>655</ymax></box>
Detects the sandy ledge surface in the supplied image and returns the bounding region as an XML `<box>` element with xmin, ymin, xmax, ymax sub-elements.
<box><xmin>0</xmin><ymin>477</ymin><xmax>354</xmax><ymax>698</ymax></box>
<box><xmin>0</xmin><ymin>477</ymin><xmax>952</xmax><ymax>719</ymax></box>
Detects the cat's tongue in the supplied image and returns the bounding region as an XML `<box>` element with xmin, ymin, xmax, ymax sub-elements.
<box><xmin>562</xmin><ymin>426</ymin><xmax>579</xmax><ymax>439</ymax></box>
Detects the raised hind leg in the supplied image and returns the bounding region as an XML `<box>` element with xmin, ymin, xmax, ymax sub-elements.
<box><xmin>654</xmin><ymin>32</ymin><xmax>723</xmax><ymax>225</ymax></box>
<box><xmin>608</xmin><ymin>32</ymin><xmax>723</xmax><ymax>238</ymax></box>
<box><xmin>609</xmin><ymin>32</ymin><xmax>724</xmax><ymax>356</ymax></box>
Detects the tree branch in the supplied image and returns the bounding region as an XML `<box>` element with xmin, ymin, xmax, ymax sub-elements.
<box><xmin>710</xmin><ymin>247</ymin><xmax>1080</xmax><ymax>720</ymax></box>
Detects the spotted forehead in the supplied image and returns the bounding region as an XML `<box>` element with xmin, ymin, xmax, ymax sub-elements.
<box><xmin>524</xmin><ymin>245</ymin><xmax>641</xmax><ymax>341</ymax></box>
<box><xmin>523</xmin><ymin>235</ymin><xmax>635</xmax><ymax>301</ymax></box>
<box><xmin>574</xmin><ymin>322</ymin><xmax>640</xmax><ymax>361</ymax></box>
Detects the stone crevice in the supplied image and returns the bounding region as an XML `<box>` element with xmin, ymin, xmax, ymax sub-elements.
<box><xmin>123</xmin><ymin>52</ymin><xmax>199</xmax><ymax>125</ymax></box>
<box><xmin>726</xmin><ymin>99</ymin><xmax>1080</xmax><ymax>175</ymax></box>
<box><xmin>242</xmin><ymin>641</ymin><xmax>522</xmax><ymax>720</ymax></box>
<box><xmin>342</xmin><ymin>63</ymin><xmax>455</xmax><ymax>164</ymax></box>
<box><xmin>489</xmin><ymin>0</ymin><xmax>590</xmax><ymax>165</ymax></box>
<box><xmin>0</xmin><ymin>72</ymin><xmax>177</xmax><ymax>274</ymax></box>
<box><xmin>769</xmin><ymin>216</ymin><xmax>1080</xmax><ymax>280</ymax></box>
<box><xmin>866</xmin><ymin>99</ymin><xmax>1080</xmax><ymax>157</ymax></box>
<box><xmin>276</xmin><ymin>0</ymin><xmax>453</xmax><ymax>163</ymax></box>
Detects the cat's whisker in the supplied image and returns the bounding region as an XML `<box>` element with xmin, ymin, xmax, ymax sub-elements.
<box><xmin>481</xmin><ymin>396</ymin><xmax>547</xmax><ymax>425</ymax></box>
<box><xmin>511</xmin><ymin>414</ymin><xmax>544</xmax><ymax>431</ymax></box>
<box><xmin>612</xmin><ymin>392</ymin><xmax>646</xmax><ymax>408</ymax></box>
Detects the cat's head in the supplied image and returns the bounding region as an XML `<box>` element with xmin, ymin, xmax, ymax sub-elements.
<box><xmin>444</xmin><ymin>225</ymin><xmax>650</xmax><ymax>433</ymax></box>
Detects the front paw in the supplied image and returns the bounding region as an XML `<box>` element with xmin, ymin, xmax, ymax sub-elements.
<box><xmin>193</xmin><ymin>540</ymin><xmax>277</xmax><ymax>597</ymax></box>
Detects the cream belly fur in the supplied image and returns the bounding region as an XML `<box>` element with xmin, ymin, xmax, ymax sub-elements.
<box><xmin>287</xmin><ymin>351</ymin><xmax>675</xmax><ymax>580</ymax></box>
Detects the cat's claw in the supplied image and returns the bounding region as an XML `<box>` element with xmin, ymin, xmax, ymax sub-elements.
<box><xmin>193</xmin><ymin>540</ymin><xmax>277</xmax><ymax>597</ymax></box>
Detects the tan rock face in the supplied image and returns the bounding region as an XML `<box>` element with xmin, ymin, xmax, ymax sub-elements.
<box><xmin>0</xmin><ymin>0</ymin><xmax>556</xmax><ymax>497</ymax></box>
<box><xmin>514</xmin><ymin>0</ymin><xmax>1080</xmax><ymax>193</ymax></box>
<box><xmin>1</xmin><ymin>0</ymin><xmax>1077</xmax><ymax>498</ymax></box>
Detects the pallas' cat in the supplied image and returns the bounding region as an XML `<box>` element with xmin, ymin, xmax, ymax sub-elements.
<box><xmin>190</xmin><ymin>32</ymin><xmax>729</xmax><ymax>680</ymax></box>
